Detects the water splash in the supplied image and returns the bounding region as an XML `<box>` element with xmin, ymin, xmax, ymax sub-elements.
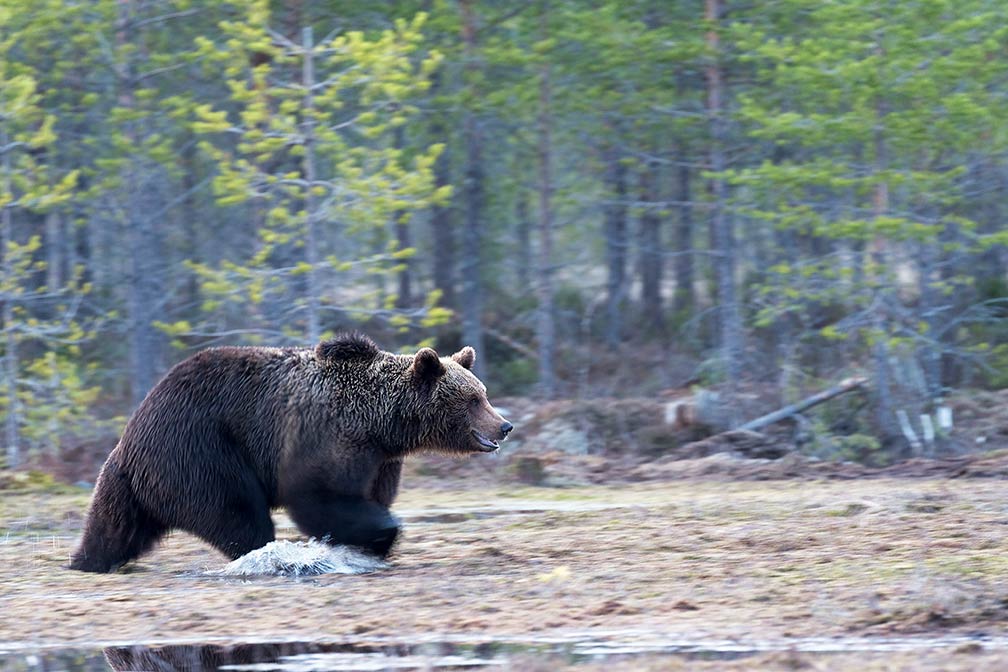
<box><xmin>206</xmin><ymin>540</ymin><xmax>387</xmax><ymax>577</ymax></box>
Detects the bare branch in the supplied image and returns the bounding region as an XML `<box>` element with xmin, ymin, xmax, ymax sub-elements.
<box><xmin>130</xmin><ymin>8</ymin><xmax>204</xmax><ymax>31</ymax></box>
<box><xmin>135</xmin><ymin>62</ymin><xmax>190</xmax><ymax>83</ymax></box>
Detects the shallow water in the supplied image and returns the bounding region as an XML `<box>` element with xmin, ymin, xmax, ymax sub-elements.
<box><xmin>202</xmin><ymin>501</ymin><xmax>633</xmax><ymax>578</ymax></box>
<box><xmin>3</xmin><ymin>631</ymin><xmax>1008</xmax><ymax>671</ymax></box>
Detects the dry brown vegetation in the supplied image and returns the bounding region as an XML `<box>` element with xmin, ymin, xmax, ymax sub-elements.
<box><xmin>3</xmin><ymin>470</ymin><xmax>1008</xmax><ymax>669</ymax></box>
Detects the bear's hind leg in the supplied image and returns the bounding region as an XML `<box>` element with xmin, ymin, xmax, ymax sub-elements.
<box><xmin>70</xmin><ymin>459</ymin><xmax>166</xmax><ymax>573</ymax></box>
<box><xmin>208</xmin><ymin>504</ymin><xmax>275</xmax><ymax>561</ymax></box>
<box><xmin>186</xmin><ymin>469</ymin><xmax>275</xmax><ymax>560</ymax></box>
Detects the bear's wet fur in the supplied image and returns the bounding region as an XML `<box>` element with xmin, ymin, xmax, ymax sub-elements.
<box><xmin>70</xmin><ymin>334</ymin><xmax>511</xmax><ymax>573</ymax></box>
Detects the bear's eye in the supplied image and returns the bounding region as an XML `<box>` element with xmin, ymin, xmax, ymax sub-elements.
<box><xmin>468</xmin><ymin>396</ymin><xmax>481</xmax><ymax>408</ymax></box>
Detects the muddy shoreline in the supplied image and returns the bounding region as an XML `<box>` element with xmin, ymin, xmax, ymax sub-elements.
<box><xmin>3</xmin><ymin>478</ymin><xmax>1008</xmax><ymax>669</ymax></box>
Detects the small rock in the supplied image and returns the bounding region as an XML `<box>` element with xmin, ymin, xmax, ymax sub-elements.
<box><xmin>671</xmin><ymin>599</ymin><xmax>700</xmax><ymax>611</ymax></box>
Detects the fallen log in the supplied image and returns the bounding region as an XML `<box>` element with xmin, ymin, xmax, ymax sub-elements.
<box><xmin>737</xmin><ymin>376</ymin><xmax>869</xmax><ymax>432</ymax></box>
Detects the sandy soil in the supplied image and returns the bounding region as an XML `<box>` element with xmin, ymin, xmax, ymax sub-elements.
<box><xmin>3</xmin><ymin>477</ymin><xmax>1008</xmax><ymax>669</ymax></box>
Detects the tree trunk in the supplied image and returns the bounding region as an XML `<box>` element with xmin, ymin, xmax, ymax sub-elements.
<box><xmin>127</xmin><ymin>179</ymin><xmax>162</xmax><ymax>409</ymax></box>
<box><xmin>918</xmin><ymin>235</ymin><xmax>942</xmax><ymax>399</ymax></box>
<box><xmin>180</xmin><ymin>138</ymin><xmax>201</xmax><ymax>314</ymax></box>
<box><xmin>870</xmin><ymin>94</ymin><xmax>901</xmax><ymax>447</ymax></box>
<box><xmin>3</xmin><ymin>304</ymin><xmax>16</xmax><ymax>468</ymax></box>
<box><xmin>971</xmin><ymin>158</ymin><xmax>1007</xmax><ymax>303</ymax></box>
<box><xmin>673</xmin><ymin>143</ymin><xmax>695</xmax><ymax>313</ymax></box>
<box><xmin>394</xmin><ymin>215</ymin><xmax>413</xmax><ymax>310</ymax></box>
<box><xmin>428</xmin><ymin>71</ymin><xmax>456</xmax><ymax>310</ymax></box>
<box><xmin>88</xmin><ymin>217</ymin><xmax>109</xmax><ymax>292</ymax></box>
<box><xmin>45</xmin><ymin>211</ymin><xmax>62</xmax><ymax>292</ymax></box>
<box><xmin>535</xmin><ymin>4</ymin><xmax>557</xmax><ymax>399</ymax></box>
<box><xmin>460</xmin><ymin>0</ymin><xmax>485</xmax><ymax>376</ymax></box>
<box><xmin>515</xmin><ymin>194</ymin><xmax>531</xmax><ymax>296</ymax></box>
<box><xmin>75</xmin><ymin>210</ymin><xmax>91</xmax><ymax>286</ymax></box>
<box><xmin>392</xmin><ymin>126</ymin><xmax>412</xmax><ymax>310</ymax></box>
<box><xmin>301</xmin><ymin>25</ymin><xmax>321</xmax><ymax>343</ymax></box>
<box><xmin>638</xmin><ymin>164</ymin><xmax>663</xmax><ymax>333</ymax></box>
<box><xmin>705</xmin><ymin>0</ymin><xmax>741</xmax><ymax>421</ymax></box>
<box><xmin>2</xmin><ymin>129</ymin><xmax>19</xmax><ymax>467</ymax></box>
<box><xmin>118</xmin><ymin>1</ymin><xmax>162</xmax><ymax>408</ymax></box>
<box><xmin>774</xmin><ymin>225</ymin><xmax>799</xmax><ymax>403</ymax></box>
<box><xmin>603</xmin><ymin>142</ymin><xmax>628</xmax><ymax>347</ymax></box>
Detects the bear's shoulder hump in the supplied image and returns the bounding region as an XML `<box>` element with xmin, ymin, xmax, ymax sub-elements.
<box><xmin>315</xmin><ymin>333</ymin><xmax>381</xmax><ymax>364</ymax></box>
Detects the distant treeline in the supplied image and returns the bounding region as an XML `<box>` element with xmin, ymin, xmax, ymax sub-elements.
<box><xmin>2</xmin><ymin>0</ymin><xmax>1007</xmax><ymax>465</ymax></box>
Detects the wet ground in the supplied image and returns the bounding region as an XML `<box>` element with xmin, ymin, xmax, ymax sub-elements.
<box><xmin>3</xmin><ymin>477</ymin><xmax>1008</xmax><ymax>670</ymax></box>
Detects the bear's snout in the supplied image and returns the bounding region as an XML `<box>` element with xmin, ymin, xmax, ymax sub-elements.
<box><xmin>500</xmin><ymin>421</ymin><xmax>514</xmax><ymax>438</ymax></box>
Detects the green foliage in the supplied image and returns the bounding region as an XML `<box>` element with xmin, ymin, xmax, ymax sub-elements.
<box><xmin>0</xmin><ymin>468</ymin><xmax>61</xmax><ymax>492</ymax></box>
<box><xmin>17</xmin><ymin>351</ymin><xmax>113</xmax><ymax>454</ymax></box>
<box><xmin>806</xmin><ymin>427</ymin><xmax>886</xmax><ymax>466</ymax></box>
<box><xmin>0</xmin><ymin>19</ymin><xmax>77</xmax><ymax>213</ymax></box>
<box><xmin>983</xmin><ymin>343</ymin><xmax>1008</xmax><ymax>389</ymax></box>
<box><xmin>729</xmin><ymin>0</ymin><xmax>1008</xmax><ymax>420</ymax></box>
<box><xmin>0</xmin><ymin>2</ymin><xmax>93</xmax><ymax>465</ymax></box>
<box><xmin>184</xmin><ymin>4</ymin><xmax>450</xmax><ymax>342</ymax></box>
<box><xmin>494</xmin><ymin>357</ymin><xmax>539</xmax><ymax>396</ymax></box>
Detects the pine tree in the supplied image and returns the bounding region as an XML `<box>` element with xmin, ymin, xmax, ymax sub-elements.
<box><xmin>186</xmin><ymin>3</ymin><xmax>450</xmax><ymax>345</ymax></box>
<box><xmin>0</xmin><ymin>2</ymin><xmax>82</xmax><ymax>465</ymax></box>
<box><xmin>729</xmin><ymin>0</ymin><xmax>1008</xmax><ymax>450</ymax></box>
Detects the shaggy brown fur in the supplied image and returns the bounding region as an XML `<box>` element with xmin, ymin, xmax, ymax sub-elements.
<box><xmin>69</xmin><ymin>334</ymin><xmax>512</xmax><ymax>573</ymax></box>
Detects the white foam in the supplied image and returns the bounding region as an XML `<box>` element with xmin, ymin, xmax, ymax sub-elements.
<box><xmin>207</xmin><ymin>540</ymin><xmax>387</xmax><ymax>577</ymax></box>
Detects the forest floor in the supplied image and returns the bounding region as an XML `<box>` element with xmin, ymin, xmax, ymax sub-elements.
<box><xmin>3</xmin><ymin>466</ymin><xmax>1008</xmax><ymax>670</ymax></box>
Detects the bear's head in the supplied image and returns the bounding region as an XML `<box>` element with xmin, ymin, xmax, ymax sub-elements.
<box><xmin>409</xmin><ymin>345</ymin><xmax>513</xmax><ymax>454</ymax></box>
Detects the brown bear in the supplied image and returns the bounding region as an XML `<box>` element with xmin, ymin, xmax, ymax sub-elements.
<box><xmin>69</xmin><ymin>334</ymin><xmax>512</xmax><ymax>573</ymax></box>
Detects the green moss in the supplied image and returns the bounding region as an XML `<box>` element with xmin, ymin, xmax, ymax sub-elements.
<box><xmin>0</xmin><ymin>470</ymin><xmax>79</xmax><ymax>494</ymax></box>
<box><xmin>826</xmin><ymin>503</ymin><xmax>870</xmax><ymax>516</ymax></box>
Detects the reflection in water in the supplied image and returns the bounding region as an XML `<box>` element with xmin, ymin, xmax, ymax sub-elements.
<box><xmin>103</xmin><ymin>641</ymin><xmax>509</xmax><ymax>671</ymax></box>
<box><xmin>0</xmin><ymin>650</ymin><xmax>109</xmax><ymax>672</ymax></box>
<box><xmin>104</xmin><ymin>642</ymin><xmax>336</xmax><ymax>670</ymax></box>
<box><xmin>2</xmin><ymin>633</ymin><xmax>1007</xmax><ymax>671</ymax></box>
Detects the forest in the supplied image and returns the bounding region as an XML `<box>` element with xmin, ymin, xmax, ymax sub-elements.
<box><xmin>3</xmin><ymin>0</ymin><xmax>1008</xmax><ymax>470</ymax></box>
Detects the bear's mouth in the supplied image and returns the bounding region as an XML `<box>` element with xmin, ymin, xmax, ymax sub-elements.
<box><xmin>470</xmin><ymin>429</ymin><xmax>500</xmax><ymax>452</ymax></box>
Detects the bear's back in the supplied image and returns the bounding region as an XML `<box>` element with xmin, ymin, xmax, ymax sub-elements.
<box><xmin>116</xmin><ymin>346</ymin><xmax>314</xmax><ymax>502</ymax></box>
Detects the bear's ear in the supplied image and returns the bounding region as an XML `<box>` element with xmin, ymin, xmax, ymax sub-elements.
<box><xmin>410</xmin><ymin>347</ymin><xmax>446</xmax><ymax>383</ymax></box>
<box><xmin>316</xmin><ymin>333</ymin><xmax>380</xmax><ymax>363</ymax></box>
<box><xmin>451</xmin><ymin>346</ymin><xmax>476</xmax><ymax>370</ymax></box>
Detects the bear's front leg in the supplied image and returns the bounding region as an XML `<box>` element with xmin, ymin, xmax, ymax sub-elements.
<box><xmin>288</xmin><ymin>492</ymin><xmax>400</xmax><ymax>557</ymax></box>
<box><xmin>370</xmin><ymin>459</ymin><xmax>403</xmax><ymax>508</ymax></box>
<box><xmin>281</xmin><ymin>454</ymin><xmax>400</xmax><ymax>558</ymax></box>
